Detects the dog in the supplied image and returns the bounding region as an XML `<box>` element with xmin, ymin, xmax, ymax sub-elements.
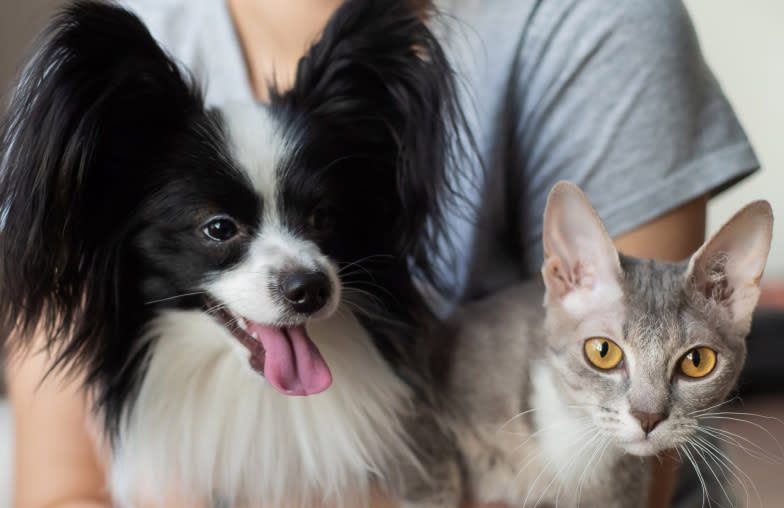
<box><xmin>0</xmin><ymin>1</ymin><xmax>463</xmax><ymax>506</ymax></box>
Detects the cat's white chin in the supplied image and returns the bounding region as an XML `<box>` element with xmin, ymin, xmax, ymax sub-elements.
<box><xmin>620</xmin><ymin>440</ymin><xmax>660</xmax><ymax>457</ymax></box>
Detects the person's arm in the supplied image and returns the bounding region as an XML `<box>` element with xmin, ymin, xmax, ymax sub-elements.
<box><xmin>614</xmin><ymin>195</ymin><xmax>707</xmax><ymax>262</ymax></box>
<box><xmin>8</xmin><ymin>340</ymin><xmax>112</xmax><ymax>508</ymax></box>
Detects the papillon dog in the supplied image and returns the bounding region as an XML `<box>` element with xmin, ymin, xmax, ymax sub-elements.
<box><xmin>0</xmin><ymin>0</ymin><xmax>463</xmax><ymax>506</ymax></box>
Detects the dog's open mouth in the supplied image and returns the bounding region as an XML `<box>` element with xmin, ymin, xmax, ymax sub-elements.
<box><xmin>206</xmin><ymin>298</ymin><xmax>332</xmax><ymax>396</ymax></box>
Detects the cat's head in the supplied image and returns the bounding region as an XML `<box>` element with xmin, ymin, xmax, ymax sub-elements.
<box><xmin>540</xmin><ymin>181</ymin><xmax>773</xmax><ymax>456</ymax></box>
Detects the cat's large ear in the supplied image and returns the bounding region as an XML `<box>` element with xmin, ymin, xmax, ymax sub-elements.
<box><xmin>541</xmin><ymin>182</ymin><xmax>622</xmax><ymax>304</ymax></box>
<box><xmin>686</xmin><ymin>201</ymin><xmax>773</xmax><ymax>323</ymax></box>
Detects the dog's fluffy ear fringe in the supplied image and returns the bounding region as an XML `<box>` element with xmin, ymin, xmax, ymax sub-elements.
<box><xmin>269</xmin><ymin>0</ymin><xmax>471</xmax><ymax>290</ymax></box>
<box><xmin>0</xmin><ymin>1</ymin><xmax>201</xmax><ymax>423</ymax></box>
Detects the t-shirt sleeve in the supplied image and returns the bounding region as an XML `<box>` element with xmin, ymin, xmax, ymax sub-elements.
<box><xmin>514</xmin><ymin>0</ymin><xmax>758</xmax><ymax>272</ymax></box>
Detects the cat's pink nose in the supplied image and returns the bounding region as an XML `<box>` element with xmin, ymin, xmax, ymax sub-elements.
<box><xmin>631</xmin><ymin>411</ymin><xmax>667</xmax><ymax>435</ymax></box>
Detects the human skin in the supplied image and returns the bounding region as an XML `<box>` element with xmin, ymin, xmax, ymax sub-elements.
<box><xmin>9</xmin><ymin>1</ymin><xmax>708</xmax><ymax>507</ymax></box>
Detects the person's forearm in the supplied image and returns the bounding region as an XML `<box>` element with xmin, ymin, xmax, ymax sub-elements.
<box><xmin>614</xmin><ymin>195</ymin><xmax>707</xmax><ymax>262</ymax></box>
<box><xmin>38</xmin><ymin>501</ymin><xmax>112</xmax><ymax>508</ymax></box>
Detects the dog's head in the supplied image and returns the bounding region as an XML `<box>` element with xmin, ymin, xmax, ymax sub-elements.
<box><xmin>0</xmin><ymin>0</ymin><xmax>461</xmax><ymax>426</ymax></box>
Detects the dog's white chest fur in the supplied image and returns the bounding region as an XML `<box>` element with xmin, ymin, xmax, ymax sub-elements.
<box><xmin>108</xmin><ymin>310</ymin><xmax>417</xmax><ymax>508</ymax></box>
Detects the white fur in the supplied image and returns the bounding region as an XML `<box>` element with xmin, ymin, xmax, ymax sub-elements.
<box><xmin>559</xmin><ymin>281</ymin><xmax>623</xmax><ymax>321</ymax></box>
<box><xmin>110</xmin><ymin>309</ymin><xmax>420</xmax><ymax>508</ymax></box>
<box><xmin>529</xmin><ymin>363</ymin><xmax>620</xmax><ymax>491</ymax></box>
<box><xmin>223</xmin><ymin>104</ymin><xmax>293</xmax><ymax>214</ymax></box>
<box><xmin>208</xmin><ymin>106</ymin><xmax>341</xmax><ymax>324</ymax></box>
<box><xmin>206</xmin><ymin>226</ymin><xmax>341</xmax><ymax>324</ymax></box>
<box><xmin>466</xmin><ymin>362</ymin><xmax>624</xmax><ymax>507</ymax></box>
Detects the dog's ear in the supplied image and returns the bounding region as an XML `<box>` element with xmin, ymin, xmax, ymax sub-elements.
<box><xmin>0</xmin><ymin>2</ymin><xmax>201</xmax><ymax>389</ymax></box>
<box><xmin>271</xmin><ymin>0</ymin><xmax>465</xmax><ymax>282</ymax></box>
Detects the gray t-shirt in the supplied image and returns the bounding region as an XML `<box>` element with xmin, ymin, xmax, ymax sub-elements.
<box><xmin>122</xmin><ymin>0</ymin><xmax>758</xmax><ymax>305</ymax></box>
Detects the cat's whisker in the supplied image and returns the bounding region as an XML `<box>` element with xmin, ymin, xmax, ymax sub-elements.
<box><xmin>508</xmin><ymin>415</ymin><xmax>593</xmax><ymax>453</ymax></box>
<box><xmin>550</xmin><ymin>442</ymin><xmax>589</xmax><ymax>508</ymax></box>
<box><xmin>497</xmin><ymin>408</ymin><xmax>589</xmax><ymax>437</ymax></box>
<box><xmin>534</xmin><ymin>431</ymin><xmax>603</xmax><ymax>507</ymax></box>
<box><xmin>701</xmin><ymin>434</ymin><xmax>764</xmax><ymax>508</ymax></box>
<box><xmin>519</xmin><ymin>424</ymin><xmax>599</xmax><ymax>508</ymax></box>
<box><xmin>669</xmin><ymin>445</ymin><xmax>684</xmax><ymax>463</ymax></box>
<box><xmin>693</xmin><ymin>434</ymin><xmax>762</xmax><ymax>508</ymax></box>
<box><xmin>514</xmin><ymin>422</ymin><xmax>575</xmax><ymax>473</ymax></box>
<box><xmin>693</xmin><ymin>438</ymin><xmax>749</xmax><ymax>508</ymax></box>
<box><xmin>702</xmin><ymin>410</ymin><xmax>784</xmax><ymax>430</ymax></box>
<box><xmin>692</xmin><ymin>425</ymin><xmax>781</xmax><ymax>465</ymax></box>
<box><xmin>497</xmin><ymin>408</ymin><xmax>539</xmax><ymax>434</ymax></box>
<box><xmin>573</xmin><ymin>436</ymin><xmax>610</xmax><ymax>508</ymax></box>
<box><xmin>697</xmin><ymin>414</ymin><xmax>784</xmax><ymax>458</ymax></box>
<box><xmin>513</xmin><ymin>445</ymin><xmax>549</xmax><ymax>483</ymax></box>
<box><xmin>680</xmin><ymin>443</ymin><xmax>709</xmax><ymax>508</ymax></box>
<box><xmin>688</xmin><ymin>437</ymin><xmax>737</xmax><ymax>508</ymax></box>
<box><xmin>689</xmin><ymin>397</ymin><xmax>741</xmax><ymax>417</ymax></box>
<box><xmin>566</xmin><ymin>403</ymin><xmax>613</xmax><ymax>413</ymax></box>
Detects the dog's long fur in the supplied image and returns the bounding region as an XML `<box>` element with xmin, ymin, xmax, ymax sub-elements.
<box><xmin>0</xmin><ymin>1</ymin><xmax>463</xmax><ymax>506</ymax></box>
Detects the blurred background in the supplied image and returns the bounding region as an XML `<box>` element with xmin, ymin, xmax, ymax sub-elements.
<box><xmin>0</xmin><ymin>0</ymin><xmax>782</xmax><ymax>507</ymax></box>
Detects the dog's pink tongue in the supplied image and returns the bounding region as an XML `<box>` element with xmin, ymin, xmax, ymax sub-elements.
<box><xmin>248</xmin><ymin>323</ymin><xmax>332</xmax><ymax>396</ymax></box>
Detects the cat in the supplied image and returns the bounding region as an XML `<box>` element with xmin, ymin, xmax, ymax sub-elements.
<box><xmin>440</xmin><ymin>181</ymin><xmax>773</xmax><ymax>507</ymax></box>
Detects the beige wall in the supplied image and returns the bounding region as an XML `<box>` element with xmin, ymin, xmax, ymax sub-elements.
<box><xmin>0</xmin><ymin>0</ymin><xmax>66</xmax><ymax>105</ymax></box>
<box><xmin>1</xmin><ymin>0</ymin><xmax>782</xmax><ymax>275</ymax></box>
<box><xmin>685</xmin><ymin>0</ymin><xmax>784</xmax><ymax>279</ymax></box>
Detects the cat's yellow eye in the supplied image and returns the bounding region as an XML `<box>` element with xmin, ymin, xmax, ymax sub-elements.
<box><xmin>680</xmin><ymin>347</ymin><xmax>717</xmax><ymax>378</ymax></box>
<box><xmin>584</xmin><ymin>337</ymin><xmax>623</xmax><ymax>370</ymax></box>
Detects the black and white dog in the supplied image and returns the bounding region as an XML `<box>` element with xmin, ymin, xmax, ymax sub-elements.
<box><xmin>0</xmin><ymin>1</ymin><xmax>463</xmax><ymax>506</ymax></box>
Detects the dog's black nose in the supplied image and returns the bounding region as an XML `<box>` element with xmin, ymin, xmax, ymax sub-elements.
<box><xmin>280</xmin><ymin>271</ymin><xmax>331</xmax><ymax>314</ymax></box>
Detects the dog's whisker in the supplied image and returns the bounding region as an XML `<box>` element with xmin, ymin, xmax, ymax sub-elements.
<box><xmin>145</xmin><ymin>291</ymin><xmax>207</xmax><ymax>305</ymax></box>
<box><xmin>337</xmin><ymin>254</ymin><xmax>395</xmax><ymax>274</ymax></box>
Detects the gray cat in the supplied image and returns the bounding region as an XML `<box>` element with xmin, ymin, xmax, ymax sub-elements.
<box><xmin>439</xmin><ymin>181</ymin><xmax>773</xmax><ymax>507</ymax></box>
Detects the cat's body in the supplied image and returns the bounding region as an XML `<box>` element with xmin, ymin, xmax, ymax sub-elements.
<box><xmin>448</xmin><ymin>279</ymin><xmax>652</xmax><ymax>507</ymax></box>
<box><xmin>436</xmin><ymin>182</ymin><xmax>773</xmax><ymax>507</ymax></box>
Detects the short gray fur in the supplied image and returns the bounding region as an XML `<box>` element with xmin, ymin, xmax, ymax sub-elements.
<box><xmin>400</xmin><ymin>183</ymin><xmax>772</xmax><ymax>507</ymax></box>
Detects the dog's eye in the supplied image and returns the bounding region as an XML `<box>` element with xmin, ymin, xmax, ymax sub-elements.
<box><xmin>308</xmin><ymin>206</ymin><xmax>335</xmax><ymax>234</ymax></box>
<box><xmin>202</xmin><ymin>216</ymin><xmax>239</xmax><ymax>242</ymax></box>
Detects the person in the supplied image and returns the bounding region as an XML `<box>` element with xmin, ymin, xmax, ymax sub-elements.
<box><xmin>7</xmin><ymin>0</ymin><xmax>758</xmax><ymax>507</ymax></box>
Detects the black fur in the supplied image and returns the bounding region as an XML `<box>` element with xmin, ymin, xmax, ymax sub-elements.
<box><xmin>0</xmin><ymin>0</ymin><xmax>463</xmax><ymax>440</ymax></box>
<box><xmin>270</xmin><ymin>0</ymin><xmax>464</xmax><ymax>367</ymax></box>
<box><xmin>0</xmin><ymin>1</ymin><xmax>234</xmax><ymax>429</ymax></box>
<box><xmin>271</xmin><ymin>0</ymin><xmax>460</xmax><ymax>275</ymax></box>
